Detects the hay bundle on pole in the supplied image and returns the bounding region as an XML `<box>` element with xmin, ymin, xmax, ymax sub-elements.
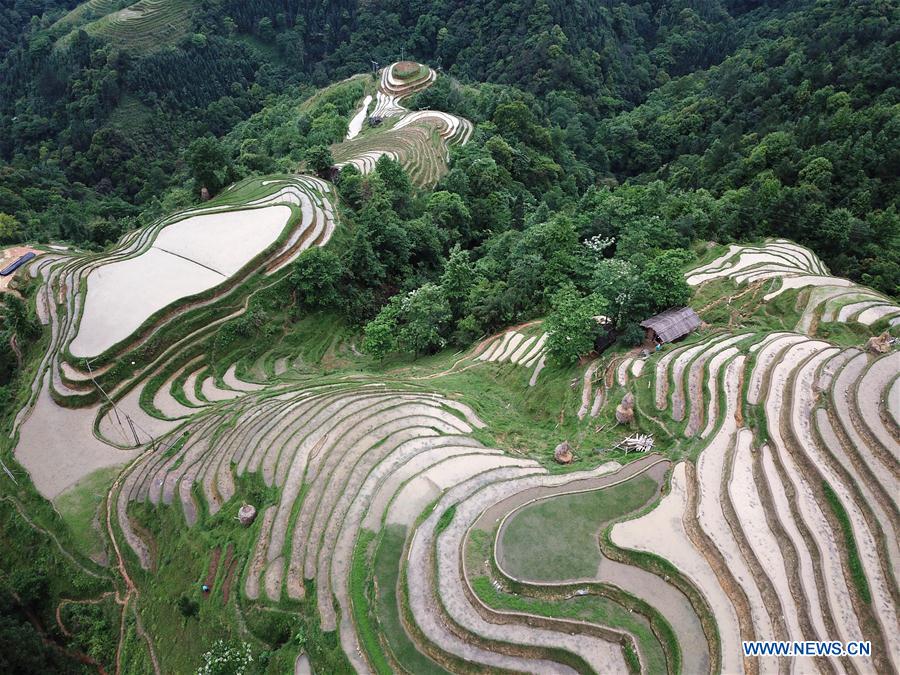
<box><xmin>554</xmin><ymin>441</ymin><xmax>574</xmax><ymax>464</ymax></box>
<box><xmin>615</xmin><ymin>393</ymin><xmax>635</xmax><ymax>425</ymax></box>
<box><xmin>238</xmin><ymin>504</ymin><xmax>257</xmax><ymax>526</ymax></box>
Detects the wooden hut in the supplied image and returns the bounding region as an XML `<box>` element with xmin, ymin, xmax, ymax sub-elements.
<box><xmin>640</xmin><ymin>307</ymin><xmax>700</xmax><ymax>345</ymax></box>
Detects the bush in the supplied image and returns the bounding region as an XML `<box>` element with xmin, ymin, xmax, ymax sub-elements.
<box><xmin>618</xmin><ymin>322</ymin><xmax>645</xmax><ymax>347</ymax></box>
<box><xmin>304</xmin><ymin>145</ymin><xmax>334</xmax><ymax>178</ymax></box>
<box><xmin>249</xmin><ymin>612</ymin><xmax>295</xmax><ymax>648</ymax></box>
<box><xmin>176</xmin><ymin>594</ymin><xmax>199</xmax><ymax>618</ymax></box>
<box><xmin>289</xmin><ymin>248</ymin><xmax>344</xmax><ymax>312</ymax></box>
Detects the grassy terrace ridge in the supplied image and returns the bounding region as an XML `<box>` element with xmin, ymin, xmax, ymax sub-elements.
<box><xmin>822</xmin><ymin>480</ymin><xmax>873</xmax><ymax>605</ymax></box>
<box><xmin>457</xmin><ymin>455</ymin><xmax>686</xmax><ymax>673</ymax></box>
<box><xmin>54</xmin><ymin>464</ymin><xmax>122</xmax><ymax>561</ymax></box>
<box><xmin>466</xmin><ymin>527</ymin><xmax>670</xmax><ymax>675</ymax></box>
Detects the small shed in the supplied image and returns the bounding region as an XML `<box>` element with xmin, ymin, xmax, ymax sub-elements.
<box><xmin>640</xmin><ymin>307</ymin><xmax>700</xmax><ymax>344</ymax></box>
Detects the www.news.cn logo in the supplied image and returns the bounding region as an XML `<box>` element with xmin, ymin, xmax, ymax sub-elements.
<box><xmin>742</xmin><ymin>641</ymin><xmax>872</xmax><ymax>657</ymax></box>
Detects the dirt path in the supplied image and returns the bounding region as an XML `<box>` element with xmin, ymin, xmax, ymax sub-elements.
<box><xmin>9</xmin><ymin>332</ymin><xmax>22</xmax><ymax>368</ymax></box>
<box><xmin>696</xmin><ymin>280</ymin><xmax>764</xmax><ymax>316</ymax></box>
<box><xmin>18</xmin><ymin>593</ymin><xmax>109</xmax><ymax>674</ymax></box>
<box><xmin>105</xmin><ymin>457</ymin><xmax>161</xmax><ymax>675</ymax></box>
<box><xmin>204</xmin><ymin>547</ymin><xmax>221</xmax><ymax>590</ymax></box>
<box><xmin>55</xmin><ymin>592</ymin><xmax>116</xmax><ymax>637</ymax></box>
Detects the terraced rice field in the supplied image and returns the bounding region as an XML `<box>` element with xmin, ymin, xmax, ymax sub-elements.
<box><xmin>475</xmin><ymin>325</ymin><xmax>549</xmax><ymax>385</ymax></box>
<box><xmin>346</xmin><ymin>95</ymin><xmax>373</xmax><ymax>140</ymax></box>
<box><xmin>15</xmin><ymin>220</ymin><xmax>900</xmax><ymax>672</ymax></box>
<box><xmin>332</xmin><ymin>62</ymin><xmax>472</xmax><ymax>188</ymax></box>
<box><xmin>8</xmin><ymin>59</ymin><xmax>899</xmax><ymax>673</ymax></box>
<box><xmin>56</xmin><ymin>0</ymin><xmax>195</xmax><ymax>52</ymax></box>
<box><xmin>14</xmin><ymin>176</ymin><xmax>337</xmax><ymax>498</ymax></box>
<box><xmin>108</xmin><ymin>376</ymin><xmax>700</xmax><ymax>672</ymax></box>
<box><xmin>72</xmin><ymin>206</ymin><xmax>293</xmax><ymax>357</ymax></box>
<box><xmin>613</xmin><ymin>329</ymin><xmax>899</xmax><ymax>673</ymax></box>
<box><xmin>688</xmin><ymin>239</ymin><xmax>900</xmax><ymax>331</ymax></box>
<box><xmin>65</xmin><ymin>176</ymin><xmax>334</xmax><ymax>358</ymax></box>
<box><xmin>51</xmin><ymin>0</ymin><xmax>130</xmax><ymax>32</ymax></box>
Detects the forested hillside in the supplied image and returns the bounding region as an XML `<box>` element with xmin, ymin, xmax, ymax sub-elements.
<box><xmin>0</xmin><ymin>0</ymin><xmax>896</xmax><ymax>295</ymax></box>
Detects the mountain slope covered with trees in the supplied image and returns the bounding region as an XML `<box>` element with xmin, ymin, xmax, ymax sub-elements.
<box><xmin>1</xmin><ymin>0</ymin><xmax>896</xmax><ymax>299</ymax></box>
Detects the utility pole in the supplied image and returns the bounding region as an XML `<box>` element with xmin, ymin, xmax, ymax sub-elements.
<box><xmin>86</xmin><ymin>358</ymin><xmax>152</xmax><ymax>449</ymax></box>
<box><xmin>87</xmin><ymin>359</ymin><xmax>122</xmax><ymax>426</ymax></box>
<box><xmin>127</xmin><ymin>417</ymin><xmax>140</xmax><ymax>447</ymax></box>
<box><xmin>0</xmin><ymin>459</ymin><xmax>17</xmax><ymax>485</ymax></box>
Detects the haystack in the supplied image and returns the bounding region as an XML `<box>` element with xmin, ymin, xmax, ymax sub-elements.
<box><xmin>616</xmin><ymin>393</ymin><xmax>635</xmax><ymax>425</ymax></box>
<box><xmin>866</xmin><ymin>331</ymin><xmax>893</xmax><ymax>354</ymax></box>
<box><xmin>554</xmin><ymin>441</ymin><xmax>573</xmax><ymax>464</ymax></box>
<box><xmin>238</xmin><ymin>504</ymin><xmax>257</xmax><ymax>526</ymax></box>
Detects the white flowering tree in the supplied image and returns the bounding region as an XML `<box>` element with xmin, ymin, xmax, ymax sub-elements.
<box><xmin>197</xmin><ymin>640</ymin><xmax>253</xmax><ymax>675</ymax></box>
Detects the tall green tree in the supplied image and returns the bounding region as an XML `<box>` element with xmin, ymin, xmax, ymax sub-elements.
<box><xmin>186</xmin><ymin>137</ymin><xmax>231</xmax><ymax>196</ymax></box>
<box><xmin>544</xmin><ymin>284</ymin><xmax>608</xmax><ymax>366</ymax></box>
<box><xmin>396</xmin><ymin>283</ymin><xmax>452</xmax><ymax>356</ymax></box>
<box><xmin>0</xmin><ymin>213</ymin><xmax>19</xmax><ymax>242</ymax></box>
<box><xmin>304</xmin><ymin>145</ymin><xmax>334</xmax><ymax>178</ymax></box>
<box><xmin>289</xmin><ymin>247</ymin><xmax>345</xmax><ymax>311</ymax></box>
<box><xmin>362</xmin><ymin>296</ymin><xmax>401</xmax><ymax>358</ymax></box>
<box><xmin>641</xmin><ymin>249</ymin><xmax>692</xmax><ymax>311</ymax></box>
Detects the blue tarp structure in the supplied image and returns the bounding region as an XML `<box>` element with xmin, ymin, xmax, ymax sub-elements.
<box><xmin>0</xmin><ymin>252</ymin><xmax>36</xmax><ymax>276</ymax></box>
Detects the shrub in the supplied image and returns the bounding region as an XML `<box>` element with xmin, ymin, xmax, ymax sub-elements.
<box><xmin>176</xmin><ymin>595</ymin><xmax>199</xmax><ymax>618</ymax></box>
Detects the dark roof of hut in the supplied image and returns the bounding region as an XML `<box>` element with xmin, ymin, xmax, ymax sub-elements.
<box><xmin>640</xmin><ymin>307</ymin><xmax>701</xmax><ymax>343</ymax></box>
